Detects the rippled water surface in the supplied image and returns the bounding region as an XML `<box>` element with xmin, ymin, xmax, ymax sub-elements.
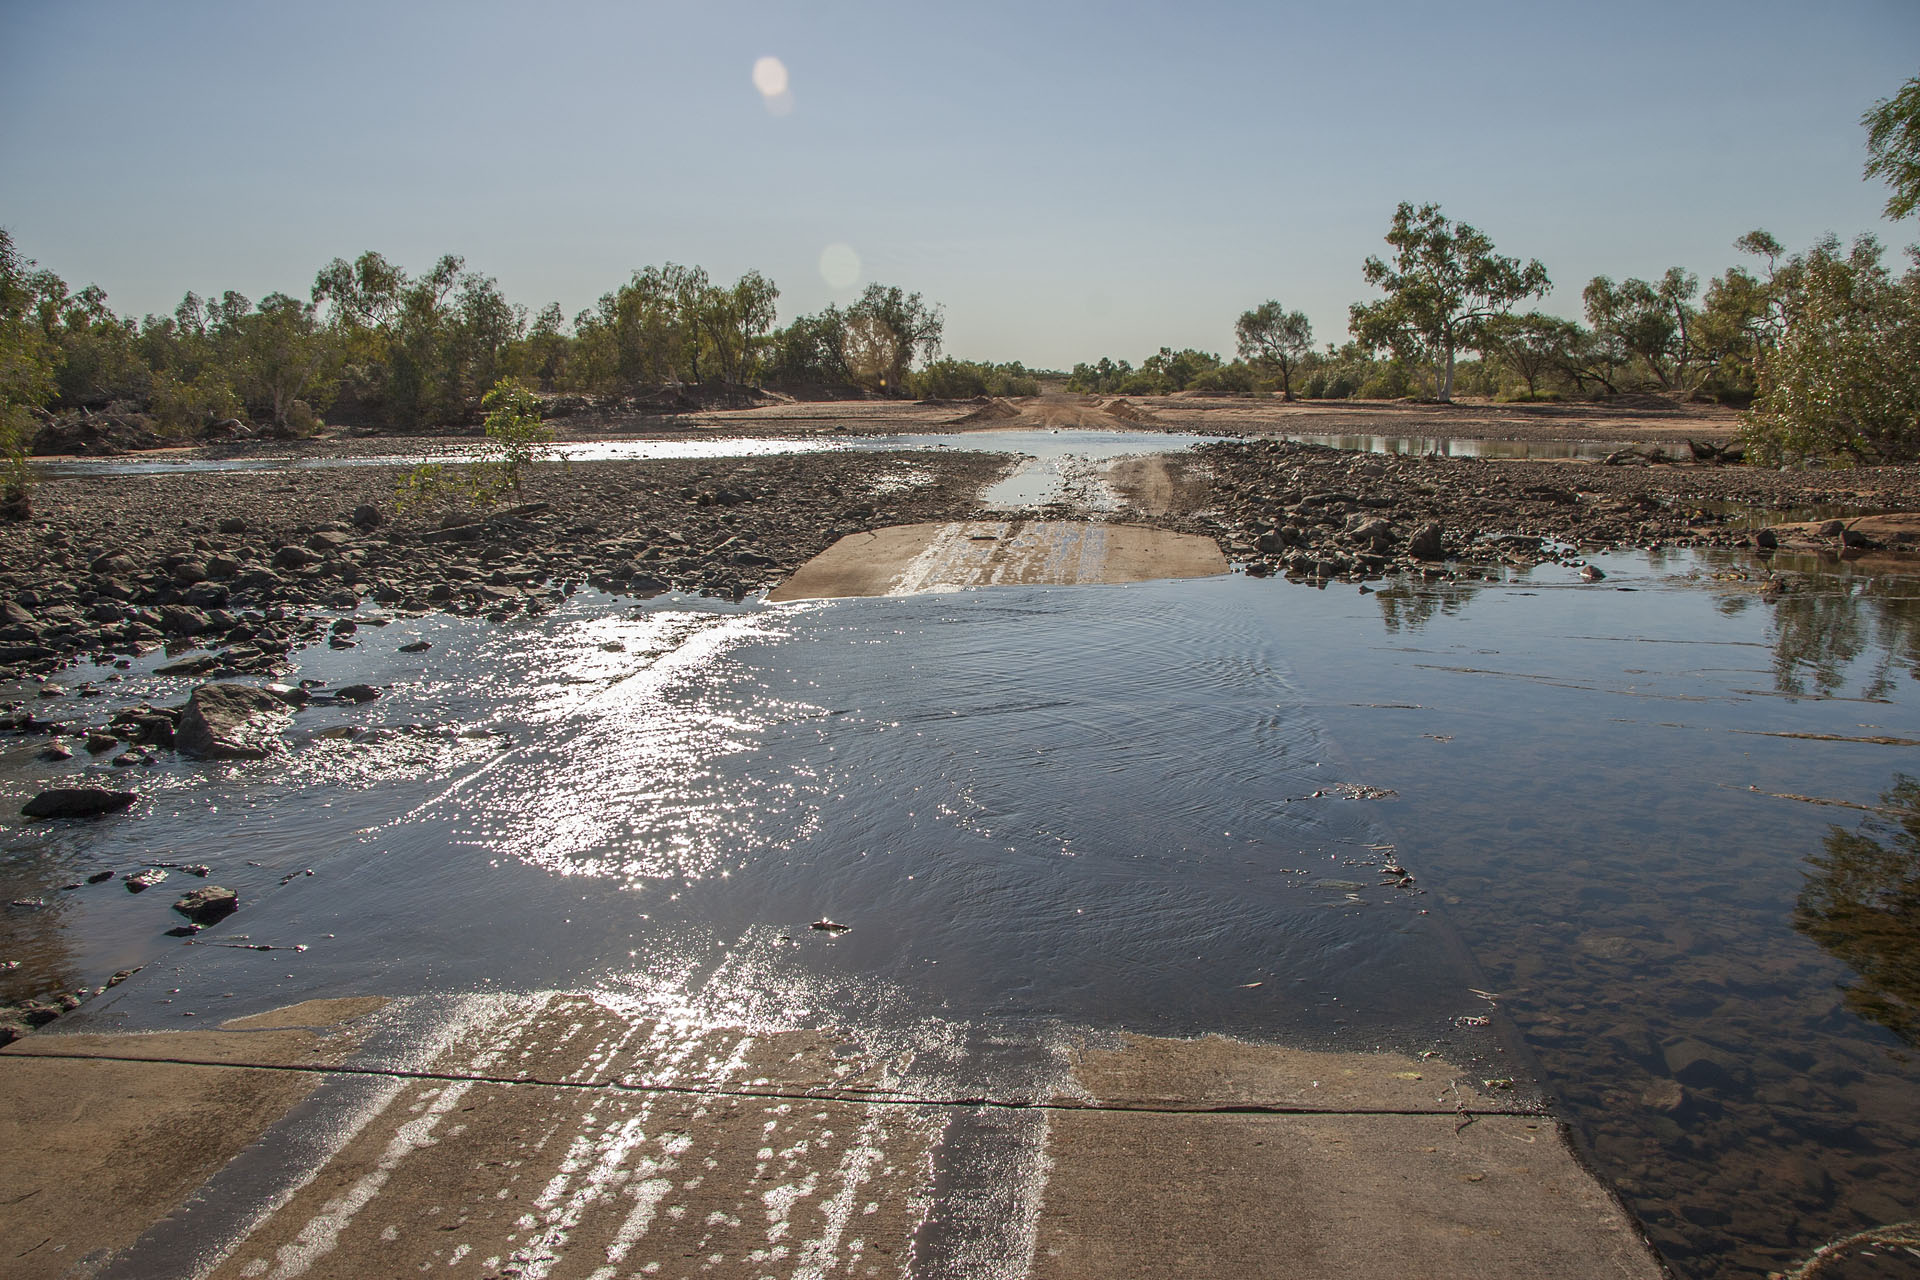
<box><xmin>3</xmin><ymin>550</ymin><xmax>1919</xmax><ymax>1279</ymax></box>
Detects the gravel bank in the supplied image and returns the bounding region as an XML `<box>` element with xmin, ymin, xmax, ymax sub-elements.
<box><xmin>0</xmin><ymin>451</ymin><xmax>1010</xmax><ymax>682</ymax></box>
<box><xmin>1175</xmin><ymin>440</ymin><xmax>1920</xmax><ymax>583</ymax></box>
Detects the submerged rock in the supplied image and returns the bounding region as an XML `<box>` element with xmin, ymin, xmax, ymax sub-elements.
<box><xmin>20</xmin><ymin>787</ymin><xmax>138</xmax><ymax>819</ymax></box>
<box><xmin>173</xmin><ymin>885</ymin><xmax>239</xmax><ymax>924</ymax></box>
<box><xmin>0</xmin><ymin>999</ymin><xmax>62</xmax><ymax>1046</ymax></box>
<box><xmin>176</xmin><ymin>682</ymin><xmax>293</xmax><ymax>760</ymax></box>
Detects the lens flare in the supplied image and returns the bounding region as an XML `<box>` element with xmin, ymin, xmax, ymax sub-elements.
<box><xmin>819</xmin><ymin>243</ymin><xmax>861</xmax><ymax>290</ymax></box>
<box><xmin>752</xmin><ymin>56</ymin><xmax>793</xmax><ymax>115</ymax></box>
<box><xmin>751</xmin><ymin>56</ymin><xmax>788</xmax><ymax>97</ymax></box>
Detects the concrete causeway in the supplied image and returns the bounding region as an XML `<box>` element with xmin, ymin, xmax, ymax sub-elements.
<box><xmin>766</xmin><ymin>520</ymin><xmax>1228</xmax><ymax>601</ymax></box>
<box><xmin>1</xmin><ymin>992</ymin><xmax>1664</xmax><ymax>1279</ymax></box>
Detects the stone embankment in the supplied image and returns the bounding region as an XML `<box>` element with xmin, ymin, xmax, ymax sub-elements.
<box><xmin>1180</xmin><ymin>440</ymin><xmax>1920</xmax><ymax>583</ymax></box>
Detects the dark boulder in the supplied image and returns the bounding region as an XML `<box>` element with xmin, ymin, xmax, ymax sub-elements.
<box><xmin>21</xmin><ymin>787</ymin><xmax>138</xmax><ymax>819</ymax></box>
<box><xmin>158</xmin><ymin>605</ymin><xmax>212</xmax><ymax>636</ymax></box>
<box><xmin>1407</xmin><ymin>523</ymin><xmax>1446</xmax><ymax>561</ymax></box>
<box><xmin>176</xmin><ymin>682</ymin><xmax>292</xmax><ymax>759</ymax></box>
<box><xmin>173</xmin><ymin>886</ymin><xmax>239</xmax><ymax>924</ymax></box>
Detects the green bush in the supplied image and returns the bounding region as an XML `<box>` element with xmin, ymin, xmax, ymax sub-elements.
<box><xmin>396</xmin><ymin>378</ymin><xmax>558</xmax><ymax>512</ymax></box>
<box><xmin>1742</xmin><ymin>235</ymin><xmax>1920</xmax><ymax>465</ymax></box>
<box><xmin>909</xmin><ymin>358</ymin><xmax>1039</xmax><ymax>399</ymax></box>
<box><xmin>1189</xmin><ymin>361</ymin><xmax>1256</xmax><ymax>394</ymax></box>
<box><xmin>149</xmin><ymin>370</ymin><xmax>242</xmax><ymax>437</ymax></box>
<box><xmin>1358</xmin><ymin>361</ymin><xmax>1416</xmax><ymax>399</ymax></box>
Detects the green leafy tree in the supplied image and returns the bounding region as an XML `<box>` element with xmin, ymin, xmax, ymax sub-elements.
<box><xmin>1349</xmin><ymin>202</ymin><xmax>1549</xmax><ymax>401</ymax></box>
<box><xmin>1480</xmin><ymin>311</ymin><xmax>1580</xmax><ymax>400</ymax></box>
<box><xmin>1234</xmin><ymin>302</ymin><xmax>1312</xmax><ymax>399</ymax></box>
<box><xmin>313</xmin><ymin>252</ymin><xmax>523</xmax><ymax>429</ymax></box>
<box><xmin>838</xmin><ymin>285</ymin><xmax>943</xmax><ymax>394</ymax></box>
<box><xmin>1581</xmin><ymin>268</ymin><xmax>1706</xmax><ymax>393</ymax></box>
<box><xmin>1695</xmin><ymin>230</ymin><xmax>1798</xmax><ymax>401</ymax></box>
<box><xmin>1742</xmin><ymin>234</ymin><xmax>1920</xmax><ymax>464</ymax></box>
<box><xmin>570</xmin><ymin>263</ymin><xmax>770</xmax><ymax>393</ymax></box>
<box><xmin>508</xmin><ymin>302</ymin><xmax>573</xmax><ymax>391</ymax></box>
<box><xmin>32</xmin><ymin>278</ymin><xmax>148</xmax><ymax>409</ymax></box>
<box><xmin>908</xmin><ymin>358</ymin><xmax>1039</xmax><ymax>399</ymax></box>
<box><xmin>475</xmin><ymin>378</ymin><xmax>555</xmax><ymax>496</ymax></box>
<box><xmin>696</xmin><ymin>269</ymin><xmax>779</xmax><ymax>386</ymax></box>
<box><xmin>1066</xmin><ymin>356</ymin><xmax>1135</xmax><ymax>393</ymax></box>
<box><xmin>0</xmin><ymin>231</ymin><xmax>55</xmax><ymax>516</ymax></box>
<box><xmin>763</xmin><ymin>307</ymin><xmax>853</xmax><ymax>388</ymax></box>
<box><xmin>1864</xmin><ymin>73</ymin><xmax>1920</xmax><ymax>221</ymax></box>
<box><xmin>228</xmin><ymin>292</ymin><xmax>336</xmax><ymax>430</ymax></box>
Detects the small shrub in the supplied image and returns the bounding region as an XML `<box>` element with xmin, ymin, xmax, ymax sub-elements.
<box><xmin>396</xmin><ymin>378</ymin><xmax>559</xmax><ymax>514</ymax></box>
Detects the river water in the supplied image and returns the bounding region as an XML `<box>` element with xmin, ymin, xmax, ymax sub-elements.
<box><xmin>3</xmin><ymin>449</ymin><xmax>1919</xmax><ymax>1277</ymax></box>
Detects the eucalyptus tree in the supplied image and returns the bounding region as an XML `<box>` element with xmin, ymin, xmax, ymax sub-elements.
<box><xmin>1581</xmin><ymin>268</ymin><xmax>1707</xmax><ymax>393</ymax></box>
<box><xmin>838</xmin><ymin>284</ymin><xmax>943</xmax><ymax>394</ymax></box>
<box><xmin>0</xmin><ymin>231</ymin><xmax>53</xmax><ymax>512</ymax></box>
<box><xmin>697</xmin><ymin>269</ymin><xmax>779</xmax><ymax>386</ymax></box>
<box><xmin>1348</xmin><ymin>202</ymin><xmax>1549</xmax><ymax>401</ymax></box>
<box><xmin>1743</xmin><ymin>234</ymin><xmax>1920</xmax><ymax>463</ymax></box>
<box><xmin>1480</xmin><ymin>311</ymin><xmax>1580</xmax><ymax>400</ymax></box>
<box><xmin>225</xmin><ymin>292</ymin><xmax>337</xmax><ymax>428</ymax></box>
<box><xmin>1864</xmin><ymin>73</ymin><xmax>1920</xmax><ymax>221</ymax></box>
<box><xmin>1234</xmin><ymin>301</ymin><xmax>1312</xmax><ymax>399</ymax></box>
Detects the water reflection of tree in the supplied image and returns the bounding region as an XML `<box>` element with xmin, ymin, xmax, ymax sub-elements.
<box><xmin>1763</xmin><ymin>575</ymin><xmax>1920</xmax><ymax>700</ymax></box>
<box><xmin>1794</xmin><ymin>773</ymin><xmax>1920</xmax><ymax>1047</ymax></box>
<box><xmin>1374</xmin><ymin>578</ymin><xmax>1486</xmax><ymax>634</ymax></box>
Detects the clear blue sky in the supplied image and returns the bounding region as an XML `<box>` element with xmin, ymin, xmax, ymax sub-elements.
<box><xmin>2</xmin><ymin>0</ymin><xmax>1915</xmax><ymax>369</ymax></box>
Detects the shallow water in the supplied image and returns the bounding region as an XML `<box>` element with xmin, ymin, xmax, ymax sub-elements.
<box><xmin>3</xmin><ymin>552</ymin><xmax>1919</xmax><ymax>1278</ymax></box>
<box><xmin>35</xmin><ymin>429</ymin><xmax>1223</xmax><ymax>477</ymax></box>
<box><xmin>1276</xmin><ymin>431</ymin><xmax>1625</xmax><ymax>459</ymax></box>
<box><xmin>34</xmin><ymin>425</ymin><xmax>1640</xmax><ymax>482</ymax></box>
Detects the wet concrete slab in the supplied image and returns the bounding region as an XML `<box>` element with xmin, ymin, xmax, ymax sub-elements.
<box><xmin>1031</xmin><ymin>1110</ymin><xmax>1657</xmax><ymax>1280</ymax></box>
<box><xmin>767</xmin><ymin>520</ymin><xmax>1228</xmax><ymax>601</ymax></box>
<box><xmin>0</xmin><ymin>993</ymin><xmax>1662</xmax><ymax>1279</ymax></box>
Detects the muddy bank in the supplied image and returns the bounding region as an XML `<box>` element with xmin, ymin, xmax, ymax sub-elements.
<box><xmin>1174</xmin><ymin>439</ymin><xmax>1920</xmax><ymax>584</ymax></box>
<box><xmin>0</xmin><ymin>451</ymin><xmax>1010</xmax><ymax>682</ymax></box>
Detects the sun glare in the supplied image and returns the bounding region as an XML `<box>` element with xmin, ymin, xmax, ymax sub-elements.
<box><xmin>818</xmin><ymin>242</ymin><xmax>860</xmax><ymax>290</ymax></box>
<box><xmin>752</xmin><ymin>56</ymin><xmax>793</xmax><ymax>116</ymax></box>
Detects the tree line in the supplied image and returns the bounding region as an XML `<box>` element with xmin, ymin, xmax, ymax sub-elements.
<box><xmin>0</xmin><ymin>240</ymin><xmax>1031</xmax><ymax>441</ymax></box>
<box><xmin>1071</xmin><ymin>216</ymin><xmax>1823</xmax><ymax>409</ymax></box>
<box><xmin>1068</xmin><ymin>74</ymin><xmax>1920</xmax><ymax>464</ymax></box>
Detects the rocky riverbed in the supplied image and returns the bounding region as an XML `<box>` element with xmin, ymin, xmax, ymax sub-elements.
<box><xmin>1174</xmin><ymin>439</ymin><xmax>1920</xmax><ymax>583</ymax></box>
<box><xmin>0</xmin><ymin>450</ymin><xmax>1011</xmax><ymax>684</ymax></box>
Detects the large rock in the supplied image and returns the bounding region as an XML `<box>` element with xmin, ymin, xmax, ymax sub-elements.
<box><xmin>0</xmin><ymin>644</ymin><xmax>55</xmax><ymax>664</ymax></box>
<box><xmin>1407</xmin><ymin>523</ymin><xmax>1446</xmax><ymax>561</ymax></box>
<box><xmin>21</xmin><ymin>787</ymin><xmax>138</xmax><ymax>819</ymax></box>
<box><xmin>173</xmin><ymin>886</ymin><xmax>238</xmax><ymax>924</ymax></box>
<box><xmin>158</xmin><ymin>605</ymin><xmax>212</xmax><ymax>636</ymax></box>
<box><xmin>176</xmin><ymin>682</ymin><xmax>293</xmax><ymax>760</ymax></box>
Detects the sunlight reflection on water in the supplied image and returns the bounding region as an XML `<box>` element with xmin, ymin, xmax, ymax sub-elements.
<box><xmin>412</xmin><ymin>606</ymin><xmax>824</xmax><ymax>881</ymax></box>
